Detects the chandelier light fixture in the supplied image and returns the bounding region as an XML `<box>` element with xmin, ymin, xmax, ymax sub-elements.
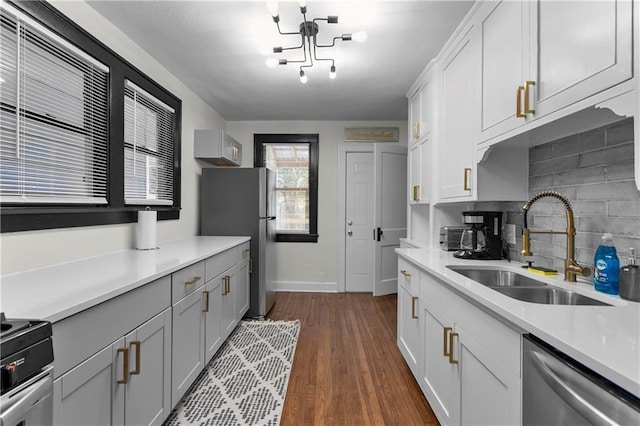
<box><xmin>265</xmin><ymin>0</ymin><xmax>367</xmax><ymax>83</ymax></box>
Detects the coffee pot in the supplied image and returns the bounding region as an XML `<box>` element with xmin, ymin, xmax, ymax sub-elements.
<box><xmin>454</xmin><ymin>211</ymin><xmax>503</xmax><ymax>260</ymax></box>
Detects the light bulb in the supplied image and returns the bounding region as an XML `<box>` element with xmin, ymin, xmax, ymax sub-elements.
<box><xmin>266</xmin><ymin>58</ymin><xmax>279</xmax><ymax>68</ymax></box>
<box><xmin>329</xmin><ymin>65</ymin><xmax>336</xmax><ymax>79</ymax></box>
<box><xmin>299</xmin><ymin>70</ymin><xmax>308</xmax><ymax>84</ymax></box>
<box><xmin>352</xmin><ymin>31</ymin><xmax>368</xmax><ymax>42</ymax></box>
<box><xmin>266</xmin><ymin>1</ymin><xmax>279</xmax><ymax>18</ymax></box>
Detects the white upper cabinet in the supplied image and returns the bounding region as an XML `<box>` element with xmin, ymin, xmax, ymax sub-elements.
<box><xmin>439</xmin><ymin>24</ymin><xmax>480</xmax><ymax>201</ymax></box>
<box><xmin>530</xmin><ymin>0</ymin><xmax>632</xmax><ymax>117</ymax></box>
<box><xmin>194</xmin><ymin>129</ymin><xmax>242</xmax><ymax>166</ymax></box>
<box><xmin>409</xmin><ymin>80</ymin><xmax>433</xmax><ymax>144</ymax></box>
<box><xmin>478</xmin><ymin>0</ymin><xmax>633</xmax><ymax>145</ymax></box>
<box><xmin>478</xmin><ymin>0</ymin><xmax>530</xmax><ymax>142</ymax></box>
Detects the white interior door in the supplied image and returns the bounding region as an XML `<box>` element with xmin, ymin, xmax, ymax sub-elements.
<box><xmin>345</xmin><ymin>152</ymin><xmax>374</xmax><ymax>292</ymax></box>
<box><xmin>374</xmin><ymin>144</ymin><xmax>407</xmax><ymax>296</ymax></box>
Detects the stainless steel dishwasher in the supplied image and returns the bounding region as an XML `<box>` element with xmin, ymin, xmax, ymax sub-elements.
<box><xmin>523</xmin><ymin>334</ymin><xmax>640</xmax><ymax>425</ymax></box>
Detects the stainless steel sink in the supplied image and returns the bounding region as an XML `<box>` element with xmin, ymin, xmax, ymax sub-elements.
<box><xmin>446</xmin><ymin>266</ymin><xmax>611</xmax><ymax>306</ymax></box>
<box><xmin>447</xmin><ymin>266</ymin><xmax>548</xmax><ymax>288</ymax></box>
<box><xmin>493</xmin><ymin>287</ymin><xmax>610</xmax><ymax>306</ymax></box>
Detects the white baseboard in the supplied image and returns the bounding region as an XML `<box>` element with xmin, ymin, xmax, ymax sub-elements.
<box><xmin>276</xmin><ymin>281</ymin><xmax>339</xmax><ymax>293</ymax></box>
<box><xmin>375</xmin><ymin>281</ymin><xmax>398</xmax><ymax>296</ymax></box>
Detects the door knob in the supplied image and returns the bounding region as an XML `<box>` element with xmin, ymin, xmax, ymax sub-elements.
<box><xmin>347</xmin><ymin>221</ymin><xmax>353</xmax><ymax>226</ymax></box>
<box><xmin>347</xmin><ymin>230</ymin><xmax>353</xmax><ymax>236</ymax></box>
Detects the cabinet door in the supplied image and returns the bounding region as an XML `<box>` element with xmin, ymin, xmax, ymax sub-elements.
<box><xmin>420</xmin><ymin>306</ymin><xmax>459</xmax><ymax>426</ymax></box>
<box><xmin>53</xmin><ymin>338</ymin><xmax>125</xmax><ymax>426</ymax></box>
<box><xmin>397</xmin><ymin>283</ymin><xmax>420</xmax><ymax>376</ymax></box>
<box><xmin>440</xmin><ymin>25</ymin><xmax>480</xmax><ymax>200</ymax></box>
<box><xmin>125</xmin><ymin>309</ymin><xmax>172</xmax><ymax>426</ymax></box>
<box><xmin>409</xmin><ymin>87</ymin><xmax>422</xmax><ymax>143</ymax></box>
<box><xmin>457</xmin><ymin>328</ymin><xmax>521</xmax><ymax>426</ymax></box>
<box><xmin>479</xmin><ymin>0</ymin><xmax>530</xmax><ymax>142</ymax></box>
<box><xmin>204</xmin><ymin>276</ymin><xmax>223</xmax><ymax>362</ymax></box>
<box><xmin>236</xmin><ymin>259</ymin><xmax>250</xmax><ymax>319</ymax></box>
<box><xmin>171</xmin><ymin>289</ymin><xmax>205</xmax><ymax>407</ymax></box>
<box><xmin>221</xmin><ymin>266</ymin><xmax>237</xmax><ymax>338</ymax></box>
<box><xmin>529</xmin><ymin>0</ymin><xmax>632</xmax><ymax>118</ymax></box>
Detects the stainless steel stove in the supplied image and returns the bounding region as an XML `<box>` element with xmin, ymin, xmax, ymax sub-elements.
<box><xmin>0</xmin><ymin>312</ymin><xmax>54</xmax><ymax>426</ymax></box>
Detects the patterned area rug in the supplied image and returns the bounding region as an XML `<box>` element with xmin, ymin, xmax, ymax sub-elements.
<box><xmin>164</xmin><ymin>320</ymin><xmax>300</xmax><ymax>426</ymax></box>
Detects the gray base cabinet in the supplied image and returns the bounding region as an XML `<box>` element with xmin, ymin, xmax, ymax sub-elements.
<box><xmin>52</xmin><ymin>240</ymin><xmax>250</xmax><ymax>426</ymax></box>
<box><xmin>53</xmin><ymin>309</ymin><xmax>172</xmax><ymax>426</ymax></box>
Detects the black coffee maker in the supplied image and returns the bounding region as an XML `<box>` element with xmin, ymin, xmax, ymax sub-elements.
<box><xmin>453</xmin><ymin>211</ymin><xmax>503</xmax><ymax>260</ymax></box>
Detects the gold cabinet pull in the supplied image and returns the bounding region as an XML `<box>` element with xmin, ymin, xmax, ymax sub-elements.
<box><xmin>411</xmin><ymin>296</ymin><xmax>418</xmax><ymax>319</ymax></box>
<box><xmin>117</xmin><ymin>347</ymin><xmax>129</xmax><ymax>384</ymax></box>
<box><xmin>463</xmin><ymin>168</ymin><xmax>471</xmax><ymax>191</ymax></box>
<box><xmin>232</xmin><ymin>146</ymin><xmax>238</xmax><ymax>161</ymax></box>
<box><xmin>249</xmin><ymin>259</ymin><xmax>253</xmax><ymax>274</ymax></box>
<box><xmin>524</xmin><ymin>80</ymin><xmax>535</xmax><ymax>114</ymax></box>
<box><xmin>400</xmin><ymin>270</ymin><xmax>411</xmax><ymax>278</ymax></box>
<box><xmin>203</xmin><ymin>290</ymin><xmax>210</xmax><ymax>312</ymax></box>
<box><xmin>130</xmin><ymin>341</ymin><xmax>141</xmax><ymax>375</ymax></box>
<box><xmin>222</xmin><ymin>277</ymin><xmax>227</xmax><ymax>295</ymax></box>
<box><xmin>242</xmin><ymin>248</ymin><xmax>250</xmax><ymax>256</ymax></box>
<box><xmin>413</xmin><ymin>122</ymin><xmax>420</xmax><ymax>140</ymax></box>
<box><xmin>226</xmin><ymin>276</ymin><xmax>231</xmax><ymax>294</ymax></box>
<box><xmin>413</xmin><ymin>185</ymin><xmax>419</xmax><ymax>201</ymax></box>
<box><xmin>443</xmin><ymin>327</ymin><xmax>452</xmax><ymax>357</ymax></box>
<box><xmin>448</xmin><ymin>332</ymin><xmax>459</xmax><ymax>364</ymax></box>
<box><xmin>185</xmin><ymin>276</ymin><xmax>201</xmax><ymax>286</ymax></box>
<box><xmin>516</xmin><ymin>85</ymin><xmax>525</xmax><ymax>117</ymax></box>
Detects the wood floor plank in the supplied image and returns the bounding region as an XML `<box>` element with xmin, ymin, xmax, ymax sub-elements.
<box><xmin>267</xmin><ymin>292</ymin><xmax>439</xmax><ymax>425</ymax></box>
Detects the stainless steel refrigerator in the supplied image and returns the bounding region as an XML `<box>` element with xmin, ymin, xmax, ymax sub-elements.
<box><xmin>200</xmin><ymin>167</ymin><xmax>277</xmax><ymax>317</ymax></box>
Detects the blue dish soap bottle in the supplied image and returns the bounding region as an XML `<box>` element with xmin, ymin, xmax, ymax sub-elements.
<box><xmin>593</xmin><ymin>233</ymin><xmax>620</xmax><ymax>295</ymax></box>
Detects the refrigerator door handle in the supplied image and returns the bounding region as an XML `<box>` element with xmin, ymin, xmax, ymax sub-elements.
<box><xmin>259</xmin><ymin>216</ymin><xmax>277</xmax><ymax>221</ymax></box>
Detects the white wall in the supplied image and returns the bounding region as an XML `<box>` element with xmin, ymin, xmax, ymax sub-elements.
<box><xmin>0</xmin><ymin>1</ymin><xmax>226</xmax><ymax>275</ymax></box>
<box><xmin>227</xmin><ymin>120</ymin><xmax>407</xmax><ymax>291</ymax></box>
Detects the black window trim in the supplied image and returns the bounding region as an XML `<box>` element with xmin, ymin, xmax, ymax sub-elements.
<box><xmin>254</xmin><ymin>134</ymin><xmax>319</xmax><ymax>243</ymax></box>
<box><xmin>1</xmin><ymin>0</ymin><xmax>182</xmax><ymax>233</ymax></box>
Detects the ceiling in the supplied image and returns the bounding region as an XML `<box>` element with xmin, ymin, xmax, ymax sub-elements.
<box><xmin>86</xmin><ymin>1</ymin><xmax>474</xmax><ymax>121</ymax></box>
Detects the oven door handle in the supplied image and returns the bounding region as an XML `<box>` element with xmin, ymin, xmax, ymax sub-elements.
<box><xmin>0</xmin><ymin>370</ymin><xmax>52</xmax><ymax>425</ymax></box>
<box><xmin>529</xmin><ymin>349</ymin><xmax>634</xmax><ymax>425</ymax></box>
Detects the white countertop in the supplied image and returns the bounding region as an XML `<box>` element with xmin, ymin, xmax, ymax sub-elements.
<box><xmin>396</xmin><ymin>247</ymin><xmax>640</xmax><ymax>398</ymax></box>
<box><xmin>0</xmin><ymin>236</ymin><xmax>250</xmax><ymax>323</ymax></box>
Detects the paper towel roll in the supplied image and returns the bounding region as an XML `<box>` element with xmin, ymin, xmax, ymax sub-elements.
<box><xmin>136</xmin><ymin>210</ymin><xmax>157</xmax><ymax>250</ymax></box>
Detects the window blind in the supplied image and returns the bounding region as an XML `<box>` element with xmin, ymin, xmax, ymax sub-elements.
<box><xmin>0</xmin><ymin>3</ymin><xmax>109</xmax><ymax>204</ymax></box>
<box><xmin>124</xmin><ymin>80</ymin><xmax>175</xmax><ymax>205</ymax></box>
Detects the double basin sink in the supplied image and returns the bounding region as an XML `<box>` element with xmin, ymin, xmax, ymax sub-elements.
<box><xmin>446</xmin><ymin>266</ymin><xmax>611</xmax><ymax>306</ymax></box>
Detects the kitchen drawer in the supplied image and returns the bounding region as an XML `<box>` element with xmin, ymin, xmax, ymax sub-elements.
<box><xmin>52</xmin><ymin>275</ymin><xmax>171</xmax><ymax>379</ymax></box>
<box><xmin>237</xmin><ymin>242</ymin><xmax>250</xmax><ymax>262</ymax></box>
<box><xmin>205</xmin><ymin>248</ymin><xmax>236</xmax><ymax>282</ymax></box>
<box><xmin>425</xmin><ymin>273</ymin><xmax>521</xmax><ymax>377</ymax></box>
<box><xmin>398</xmin><ymin>258</ymin><xmax>420</xmax><ymax>296</ymax></box>
<box><xmin>172</xmin><ymin>261</ymin><xmax>205</xmax><ymax>303</ymax></box>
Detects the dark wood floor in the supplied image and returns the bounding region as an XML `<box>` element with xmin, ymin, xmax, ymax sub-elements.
<box><xmin>267</xmin><ymin>292</ymin><xmax>439</xmax><ymax>425</ymax></box>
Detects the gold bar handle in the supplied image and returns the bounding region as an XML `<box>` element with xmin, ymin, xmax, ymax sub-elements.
<box><xmin>232</xmin><ymin>146</ymin><xmax>238</xmax><ymax>161</ymax></box>
<box><xmin>249</xmin><ymin>259</ymin><xmax>253</xmax><ymax>274</ymax></box>
<box><xmin>222</xmin><ymin>277</ymin><xmax>228</xmax><ymax>295</ymax></box>
<box><xmin>448</xmin><ymin>332</ymin><xmax>459</xmax><ymax>364</ymax></box>
<box><xmin>117</xmin><ymin>347</ymin><xmax>129</xmax><ymax>384</ymax></box>
<box><xmin>226</xmin><ymin>276</ymin><xmax>231</xmax><ymax>294</ymax></box>
<box><xmin>413</xmin><ymin>185</ymin><xmax>419</xmax><ymax>201</ymax></box>
<box><xmin>411</xmin><ymin>296</ymin><xmax>418</xmax><ymax>319</ymax></box>
<box><xmin>203</xmin><ymin>290</ymin><xmax>210</xmax><ymax>312</ymax></box>
<box><xmin>524</xmin><ymin>80</ymin><xmax>535</xmax><ymax>114</ymax></box>
<box><xmin>443</xmin><ymin>327</ymin><xmax>452</xmax><ymax>357</ymax></box>
<box><xmin>400</xmin><ymin>270</ymin><xmax>411</xmax><ymax>278</ymax></box>
<box><xmin>130</xmin><ymin>341</ymin><xmax>141</xmax><ymax>375</ymax></box>
<box><xmin>414</xmin><ymin>122</ymin><xmax>420</xmax><ymax>139</ymax></box>
<box><xmin>463</xmin><ymin>168</ymin><xmax>471</xmax><ymax>191</ymax></box>
<box><xmin>185</xmin><ymin>276</ymin><xmax>201</xmax><ymax>286</ymax></box>
<box><xmin>242</xmin><ymin>248</ymin><xmax>250</xmax><ymax>256</ymax></box>
<box><xmin>516</xmin><ymin>85</ymin><xmax>525</xmax><ymax>117</ymax></box>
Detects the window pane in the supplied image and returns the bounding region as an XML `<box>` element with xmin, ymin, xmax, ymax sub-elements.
<box><xmin>264</xmin><ymin>144</ymin><xmax>309</xmax><ymax>232</ymax></box>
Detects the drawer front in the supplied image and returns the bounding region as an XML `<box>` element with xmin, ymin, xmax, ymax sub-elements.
<box><xmin>237</xmin><ymin>242</ymin><xmax>250</xmax><ymax>262</ymax></box>
<box><xmin>205</xmin><ymin>248</ymin><xmax>237</xmax><ymax>282</ymax></box>
<box><xmin>172</xmin><ymin>261</ymin><xmax>205</xmax><ymax>303</ymax></box>
<box><xmin>398</xmin><ymin>258</ymin><xmax>419</xmax><ymax>296</ymax></box>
